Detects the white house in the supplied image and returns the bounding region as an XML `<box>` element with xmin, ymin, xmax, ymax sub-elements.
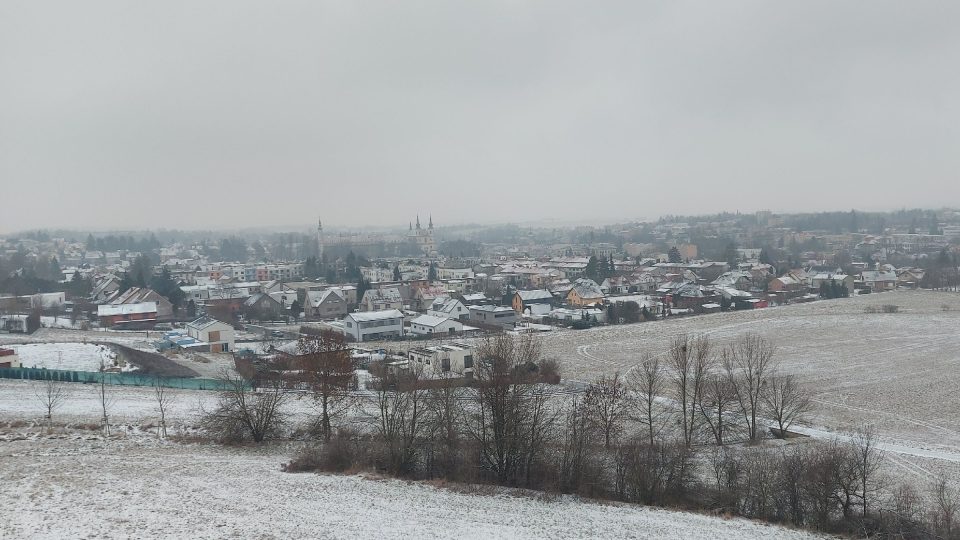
<box><xmin>185</xmin><ymin>316</ymin><xmax>235</xmax><ymax>353</ymax></box>
<box><xmin>409</xmin><ymin>314</ymin><xmax>463</xmax><ymax>336</ymax></box>
<box><xmin>343</xmin><ymin>309</ymin><xmax>405</xmax><ymax>342</ymax></box>
<box><xmin>407</xmin><ymin>342</ymin><xmax>476</xmax><ymax>377</ymax></box>
<box><xmin>427</xmin><ymin>296</ymin><xmax>470</xmax><ymax>321</ymax></box>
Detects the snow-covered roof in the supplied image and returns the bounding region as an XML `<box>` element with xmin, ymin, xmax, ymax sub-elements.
<box><xmin>516</xmin><ymin>290</ymin><xmax>554</xmax><ymax>302</ymax></box>
<box><xmin>346</xmin><ymin>309</ymin><xmax>405</xmax><ymax>323</ymax></box>
<box><xmin>97</xmin><ymin>302</ymin><xmax>157</xmax><ymax>317</ymax></box>
<box><xmin>410</xmin><ymin>315</ymin><xmax>455</xmax><ymax>328</ymax></box>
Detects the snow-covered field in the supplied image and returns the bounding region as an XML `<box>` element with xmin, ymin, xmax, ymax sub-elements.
<box><xmin>11</xmin><ymin>342</ymin><xmax>121</xmax><ymax>372</ymax></box>
<box><xmin>0</xmin><ymin>437</ymin><xmax>824</xmax><ymax>539</ymax></box>
<box><xmin>539</xmin><ymin>290</ymin><xmax>960</xmax><ymax>455</ymax></box>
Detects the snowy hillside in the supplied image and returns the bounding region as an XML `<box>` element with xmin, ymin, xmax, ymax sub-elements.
<box><xmin>0</xmin><ymin>438</ymin><xmax>825</xmax><ymax>539</ymax></box>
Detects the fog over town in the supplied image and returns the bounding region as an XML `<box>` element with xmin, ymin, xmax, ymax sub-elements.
<box><xmin>2</xmin><ymin>2</ymin><xmax>960</xmax><ymax>539</ymax></box>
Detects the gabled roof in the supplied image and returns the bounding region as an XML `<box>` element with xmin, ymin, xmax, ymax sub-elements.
<box><xmin>97</xmin><ymin>302</ymin><xmax>157</xmax><ymax>317</ymax></box>
<box><xmin>362</xmin><ymin>287</ymin><xmax>402</xmax><ymax>304</ymax></box>
<box><xmin>429</xmin><ymin>296</ymin><xmax>464</xmax><ymax>315</ymax></box>
<box><xmin>516</xmin><ymin>290</ymin><xmax>554</xmax><ymax>302</ymax></box>
<box><xmin>187</xmin><ymin>316</ymin><xmax>228</xmax><ymax>331</ymax></box>
<box><xmin>569</xmin><ymin>278</ymin><xmax>604</xmax><ymax>299</ymax></box>
<box><xmin>410</xmin><ymin>314</ymin><xmax>456</xmax><ymax>328</ymax></box>
<box><xmin>307</xmin><ymin>288</ymin><xmax>344</xmax><ymax>307</ymax></box>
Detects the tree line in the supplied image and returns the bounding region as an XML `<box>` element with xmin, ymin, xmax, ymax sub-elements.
<box><xmin>197</xmin><ymin>331</ymin><xmax>960</xmax><ymax>538</ymax></box>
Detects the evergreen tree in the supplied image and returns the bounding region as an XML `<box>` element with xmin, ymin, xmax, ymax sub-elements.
<box><xmin>585</xmin><ymin>255</ymin><xmax>600</xmax><ymax>281</ymax></box>
<box><xmin>393</xmin><ymin>264</ymin><xmax>402</xmax><ymax>281</ymax></box>
<box><xmin>427</xmin><ymin>263</ymin><xmax>438</xmax><ymax>281</ymax></box>
<box><xmin>356</xmin><ymin>276</ymin><xmax>370</xmax><ymax>302</ymax></box>
<box><xmin>723</xmin><ymin>242</ymin><xmax>739</xmax><ymax>267</ymax></box>
<box><xmin>668</xmin><ymin>247</ymin><xmax>682</xmax><ymax>264</ymax></box>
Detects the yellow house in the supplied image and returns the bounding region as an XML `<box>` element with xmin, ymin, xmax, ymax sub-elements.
<box><xmin>566</xmin><ymin>278</ymin><xmax>604</xmax><ymax>307</ymax></box>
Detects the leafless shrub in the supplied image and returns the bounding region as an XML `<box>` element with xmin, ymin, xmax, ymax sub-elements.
<box><xmin>154</xmin><ymin>376</ymin><xmax>174</xmax><ymax>439</ymax></box>
<box><xmin>201</xmin><ymin>370</ymin><xmax>288</xmax><ymax>443</ymax></box>
<box><xmin>34</xmin><ymin>377</ymin><xmax>68</xmax><ymax>431</ymax></box>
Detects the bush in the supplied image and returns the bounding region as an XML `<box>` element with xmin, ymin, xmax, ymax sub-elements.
<box><xmin>282</xmin><ymin>429</ymin><xmax>365</xmax><ymax>473</ymax></box>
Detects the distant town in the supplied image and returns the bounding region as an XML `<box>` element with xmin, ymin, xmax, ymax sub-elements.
<box><xmin>2</xmin><ymin>208</ymin><xmax>959</xmax><ymax>361</ymax></box>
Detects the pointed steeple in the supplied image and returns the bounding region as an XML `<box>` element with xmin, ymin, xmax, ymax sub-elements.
<box><xmin>409</xmin><ymin>221</ymin><xmax>412</xmax><ymax>231</ymax></box>
<box><xmin>428</xmin><ymin>214</ymin><xmax>433</xmax><ymax>229</ymax></box>
<box><xmin>416</xmin><ymin>215</ymin><xmax>421</xmax><ymax>229</ymax></box>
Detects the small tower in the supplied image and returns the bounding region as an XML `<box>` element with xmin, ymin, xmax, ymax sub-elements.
<box><xmin>428</xmin><ymin>214</ymin><xmax>433</xmax><ymax>230</ymax></box>
<box><xmin>317</xmin><ymin>217</ymin><xmax>324</xmax><ymax>262</ymax></box>
<box><xmin>416</xmin><ymin>215</ymin><xmax>421</xmax><ymax>230</ymax></box>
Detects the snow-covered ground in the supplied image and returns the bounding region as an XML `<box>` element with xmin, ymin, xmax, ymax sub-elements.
<box><xmin>537</xmin><ymin>290</ymin><xmax>960</xmax><ymax>457</ymax></box>
<box><xmin>10</xmin><ymin>342</ymin><xmax>121</xmax><ymax>372</ymax></box>
<box><xmin>0</xmin><ymin>437</ymin><xmax>825</xmax><ymax>539</ymax></box>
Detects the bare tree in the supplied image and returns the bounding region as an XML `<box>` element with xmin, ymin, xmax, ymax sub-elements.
<box><xmin>296</xmin><ymin>330</ymin><xmax>357</xmax><ymax>441</ymax></box>
<box><xmin>34</xmin><ymin>375</ymin><xmax>68</xmax><ymax>431</ymax></box>
<box><xmin>722</xmin><ymin>333</ymin><xmax>775</xmax><ymax>442</ymax></box>
<box><xmin>468</xmin><ymin>333</ymin><xmax>556</xmax><ymax>486</ymax></box>
<box><xmin>97</xmin><ymin>359</ymin><xmax>115</xmax><ymax>436</ymax></box>
<box><xmin>628</xmin><ymin>354</ymin><xmax>668</xmax><ymax>447</ymax></box>
<box><xmin>851</xmin><ymin>424</ymin><xmax>884</xmax><ymax>517</ymax></box>
<box><xmin>371</xmin><ymin>365</ymin><xmax>428</xmax><ymax>475</ymax></box>
<box><xmin>201</xmin><ymin>370</ymin><xmax>288</xmax><ymax>443</ymax></box>
<box><xmin>762</xmin><ymin>373</ymin><xmax>811</xmax><ymax>437</ymax></box>
<box><xmin>699</xmin><ymin>372</ymin><xmax>737</xmax><ymax>446</ymax></box>
<box><xmin>424</xmin><ymin>371</ymin><xmax>465</xmax><ymax>478</ymax></box>
<box><xmin>668</xmin><ymin>334</ymin><xmax>712</xmax><ymax>447</ymax></box>
<box><xmin>931</xmin><ymin>475</ymin><xmax>959</xmax><ymax>537</ymax></box>
<box><xmin>153</xmin><ymin>375</ymin><xmax>174</xmax><ymax>439</ymax></box>
<box><xmin>583</xmin><ymin>371</ymin><xmax>627</xmax><ymax>449</ymax></box>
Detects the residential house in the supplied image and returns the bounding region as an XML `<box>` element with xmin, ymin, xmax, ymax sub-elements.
<box><xmin>360</xmin><ymin>287</ymin><xmax>403</xmax><ymax>312</ymax></box>
<box><xmin>427</xmin><ymin>296</ymin><xmax>470</xmax><ymax>321</ymax></box>
<box><xmin>90</xmin><ymin>275</ymin><xmax>122</xmax><ymax>303</ymax></box>
<box><xmin>98</xmin><ymin>302</ymin><xmax>158</xmax><ymax>327</ymax></box>
<box><xmin>468</xmin><ymin>305</ymin><xmax>518</xmax><ymax>328</ymax></box>
<box><xmin>566</xmin><ymin>278</ymin><xmax>605</xmax><ymax>307</ymax></box>
<box><xmin>242</xmin><ymin>293</ymin><xmax>283</xmax><ymax>320</ymax></box>
<box><xmin>343</xmin><ymin>309</ymin><xmax>405</xmax><ymax>342</ymax></box>
<box><xmin>186</xmin><ymin>316</ymin><xmax>235</xmax><ymax>353</ymax></box>
<box><xmin>106</xmin><ymin>287</ymin><xmax>174</xmax><ymax>320</ymax></box>
<box><xmin>305</xmin><ymin>288</ymin><xmax>348</xmax><ymax>320</ymax></box>
<box><xmin>512</xmin><ymin>290</ymin><xmax>555</xmax><ymax>314</ymax></box>
<box><xmin>860</xmin><ymin>270</ymin><xmax>898</xmax><ymax>292</ymax></box>
<box><xmin>810</xmin><ymin>273</ymin><xmax>855</xmax><ymax>296</ymax></box>
<box><xmin>409</xmin><ymin>315</ymin><xmax>463</xmax><ymax>336</ymax></box>
<box><xmin>407</xmin><ymin>342</ymin><xmax>476</xmax><ymax>377</ymax></box>
<box><xmin>0</xmin><ymin>348</ymin><xmax>21</xmax><ymax>368</ymax></box>
<box><xmin>413</xmin><ymin>285</ymin><xmax>449</xmax><ymax>310</ymax></box>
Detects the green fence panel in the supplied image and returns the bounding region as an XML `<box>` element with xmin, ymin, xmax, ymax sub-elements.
<box><xmin>0</xmin><ymin>367</ymin><xmax>231</xmax><ymax>391</ymax></box>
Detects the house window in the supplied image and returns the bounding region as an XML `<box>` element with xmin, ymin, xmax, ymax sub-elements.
<box><xmin>463</xmin><ymin>355</ymin><xmax>473</xmax><ymax>368</ymax></box>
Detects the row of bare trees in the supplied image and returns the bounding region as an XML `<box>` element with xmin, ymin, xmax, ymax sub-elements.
<box><xmin>198</xmin><ymin>330</ymin><xmax>960</xmax><ymax>538</ymax></box>
<box><xmin>35</xmin><ymin>372</ymin><xmax>174</xmax><ymax>440</ymax></box>
<box><xmin>625</xmin><ymin>333</ymin><xmax>811</xmax><ymax>449</ymax></box>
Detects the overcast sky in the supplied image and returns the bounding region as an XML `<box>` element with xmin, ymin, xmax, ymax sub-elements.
<box><xmin>1</xmin><ymin>1</ymin><xmax>958</xmax><ymax>234</ymax></box>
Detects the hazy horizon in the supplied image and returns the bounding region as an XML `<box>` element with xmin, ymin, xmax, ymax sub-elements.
<box><xmin>3</xmin><ymin>1</ymin><xmax>959</xmax><ymax>234</ymax></box>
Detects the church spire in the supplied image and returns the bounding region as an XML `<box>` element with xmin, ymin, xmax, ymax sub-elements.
<box><xmin>416</xmin><ymin>215</ymin><xmax>421</xmax><ymax>229</ymax></box>
<box><xmin>429</xmin><ymin>214</ymin><xmax>433</xmax><ymax>229</ymax></box>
